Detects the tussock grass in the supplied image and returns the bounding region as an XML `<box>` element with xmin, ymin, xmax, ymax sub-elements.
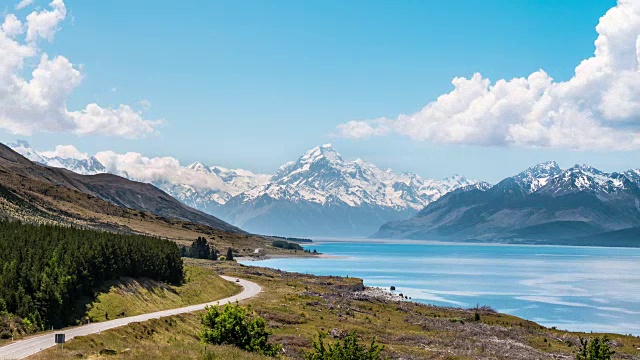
<box><xmin>28</xmin><ymin>260</ymin><xmax>640</xmax><ymax>360</ymax></box>
<box><xmin>29</xmin><ymin>315</ymin><xmax>269</xmax><ymax>360</ymax></box>
<box><xmin>84</xmin><ymin>266</ymin><xmax>240</xmax><ymax>322</ymax></box>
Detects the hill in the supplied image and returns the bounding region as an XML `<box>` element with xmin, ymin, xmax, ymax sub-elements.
<box><xmin>12</xmin><ymin>141</ymin><xmax>480</xmax><ymax>237</ymax></box>
<box><xmin>374</xmin><ymin>161</ymin><xmax>640</xmax><ymax>246</ymax></box>
<box><xmin>0</xmin><ymin>144</ymin><xmax>295</xmax><ymax>256</ymax></box>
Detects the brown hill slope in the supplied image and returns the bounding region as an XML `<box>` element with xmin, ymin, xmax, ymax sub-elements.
<box><xmin>0</xmin><ymin>144</ymin><xmax>298</xmax><ymax>255</ymax></box>
<box><xmin>0</xmin><ymin>143</ymin><xmax>241</xmax><ymax>233</ymax></box>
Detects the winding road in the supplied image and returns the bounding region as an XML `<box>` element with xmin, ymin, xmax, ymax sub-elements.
<box><xmin>0</xmin><ymin>276</ymin><xmax>261</xmax><ymax>360</ymax></box>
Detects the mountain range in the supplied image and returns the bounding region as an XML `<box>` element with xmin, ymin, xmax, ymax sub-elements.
<box><xmin>374</xmin><ymin>161</ymin><xmax>640</xmax><ymax>246</ymax></box>
<box><xmin>217</xmin><ymin>144</ymin><xmax>479</xmax><ymax>236</ymax></box>
<box><xmin>10</xmin><ymin>141</ymin><xmax>479</xmax><ymax>237</ymax></box>
<box><xmin>1</xmin><ymin>142</ymin><xmax>241</xmax><ymax>234</ymax></box>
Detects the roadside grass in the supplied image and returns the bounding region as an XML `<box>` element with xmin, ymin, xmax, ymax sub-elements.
<box><xmin>28</xmin><ymin>260</ymin><xmax>640</xmax><ymax>360</ymax></box>
<box><xmin>83</xmin><ymin>265</ymin><xmax>241</xmax><ymax>323</ymax></box>
<box><xmin>29</xmin><ymin>314</ymin><xmax>269</xmax><ymax>360</ymax></box>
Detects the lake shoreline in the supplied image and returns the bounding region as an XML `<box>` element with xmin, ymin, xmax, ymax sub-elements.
<box><xmin>239</xmin><ymin>239</ymin><xmax>640</xmax><ymax>336</ymax></box>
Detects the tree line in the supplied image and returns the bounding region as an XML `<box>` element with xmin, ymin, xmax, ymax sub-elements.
<box><xmin>180</xmin><ymin>237</ymin><xmax>234</xmax><ymax>261</ymax></box>
<box><xmin>0</xmin><ymin>221</ymin><xmax>184</xmax><ymax>331</ymax></box>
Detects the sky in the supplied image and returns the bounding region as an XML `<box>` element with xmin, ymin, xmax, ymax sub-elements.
<box><xmin>2</xmin><ymin>0</ymin><xmax>640</xmax><ymax>183</ymax></box>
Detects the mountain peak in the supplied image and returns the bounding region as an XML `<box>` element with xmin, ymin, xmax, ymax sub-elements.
<box><xmin>569</xmin><ymin>163</ymin><xmax>602</xmax><ymax>175</ymax></box>
<box><xmin>300</xmin><ymin>144</ymin><xmax>343</xmax><ymax>164</ymax></box>
<box><xmin>9</xmin><ymin>139</ymin><xmax>32</xmax><ymax>149</ymax></box>
<box><xmin>530</xmin><ymin>161</ymin><xmax>561</xmax><ymax>172</ymax></box>
<box><xmin>513</xmin><ymin>160</ymin><xmax>563</xmax><ymax>193</ymax></box>
<box><xmin>187</xmin><ymin>161</ymin><xmax>209</xmax><ymax>172</ymax></box>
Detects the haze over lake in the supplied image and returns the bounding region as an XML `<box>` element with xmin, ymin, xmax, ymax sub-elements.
<box><xmin>241</xmin><ymin>240</ymin><xmax>640</xmax><ymax>335</ymax></box>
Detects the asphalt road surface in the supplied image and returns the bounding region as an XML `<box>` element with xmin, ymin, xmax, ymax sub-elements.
<box><xmin>0</xmin><ymin>276</ymin><xmax>261</xmax><ymax>359</ymax></box>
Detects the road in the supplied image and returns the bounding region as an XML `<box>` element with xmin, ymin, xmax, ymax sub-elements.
<box><xmin>0</xmin><ymin>276</ymin><xmax>261</xmax><ymax>360</ymax></box>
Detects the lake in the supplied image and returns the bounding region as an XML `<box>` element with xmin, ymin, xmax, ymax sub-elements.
<box><xmin>239</xmin><ymin>239</ymin><xmax>640</xmax><ymax>335</ymax></box>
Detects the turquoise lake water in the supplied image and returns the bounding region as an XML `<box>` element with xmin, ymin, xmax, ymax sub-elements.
<box><xmin>239</xmin><ymin>239</ymin><xmax>640</xmax><ymax>335</ymax></box>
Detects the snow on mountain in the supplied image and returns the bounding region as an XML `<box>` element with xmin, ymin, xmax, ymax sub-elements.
<box><xmin>9</xmin><ymin>140</ymin><xmax>107</xmax><ymax>175</ymax></box>
<box><xmin>624</xmin><ymin>169</ymin><xmax>640</xmax><ymax>185</ymax></box>
<box><xmin>6</xmin><ymin>140</ymin><xmax>483</xmax><ymax>236</ymax></box>
<box><xmin>375</xmin><ymin>161</ymin><xmax>640</xmax><ymax>242</ymax></box>
<box><xmin>157</xmin><ymin>162</ymin><xmax>270</xmax><ymax>212</ymax></box>
<box><xmin>538</xmin><ymin>164</ymin><xmax>633</xmax><ymax>198</ymax></box>
<box><xmin>9</xmin><ymin>140</ymin><xmax>48</xmax><ymax>164</ymax></box>
<box><xmin>220</xmin><ymin>144</ymin><xmax>482</xmax><ymax>236</ymax></box>
<box><xmin>512</xmin><ymin>161</ymin><xmax>562</xmax><ymax>193</ymax></box>
<box><xmin>239</xmin><ymin>144</ymin><xmax>477</xmax><ymax>211</ymax></box>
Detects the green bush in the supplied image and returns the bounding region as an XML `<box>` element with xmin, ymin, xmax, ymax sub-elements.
<box><xmin>272</xmin><ymin>240</ymin><xmax>303</xmax><ymax>251</ymax></box>
<box><xmin>200</xmin><ymin>302</ymin><xmax>281</xmax><ymax>357</ymax></box>
<box><xmin>576</xmin><ymin>336</ymin><xmax>615</xmax><ymax>360</ymax></box>
<box><xmin>305</xmin><ymin>331</ymin><xmax>386</xmax><ymax>360</ymax></box>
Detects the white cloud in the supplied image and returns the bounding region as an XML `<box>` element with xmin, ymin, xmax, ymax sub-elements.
<box><xmin>0</xmin><ymin>0</ymin><xmax>161</xmax><ymax>139</ymax></box>
<box><xmin>336</xmin><ymin>0</ymin><xmax>640</xmax><ymax>151</ymax></box>
<box><xmin>94</xmin><ymin>151</ymin><xmax>228</xmax><ymax>190</ymax></box>
<box><xmin>2</xmin><ymin>14</ymin><xmax>23</xmax><ymax>37</ymax></box>
<box><xmin>15</xmin><ymin>0</ymin><xmax>34</xmax><ymax>10</ymax></box>
<box><xmin>25</xmin><ymin>0</ymin><xmax>66</xmax><ymax>42</ymax></box>
<box><xmin>40</xmin><ymin>144</ymin><xmax>89</xmax><ymax>159</ymax></box>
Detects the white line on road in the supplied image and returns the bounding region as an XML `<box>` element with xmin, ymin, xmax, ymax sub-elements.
<box><xmin>0</xmin><ymin>276</ymin><xmax>261</xmax><ymax>360</ymax></box>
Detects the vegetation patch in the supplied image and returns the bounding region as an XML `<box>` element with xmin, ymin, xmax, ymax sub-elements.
<box><xmin>0</xmin><ymin>221</ymin><xmax>183</xmax><ymax>332</ymax></box>
<box><xmin>200</xmin><ymin>302</ymin><xmax>281</xmax><ymax>357</ymax></box>
<box><xmin>305</xmin><ymin>331</ymin><xmax>385</xmax><ymax>360</ymax></box>
<box><xmin>85</xmin><ymin>265</ymin><xmax>240</xmax><ymax>323</ymax></box>
<box><xmin>25</xmin><ymin>261</ymin><xmax>640</xmax><ymax>360</ymax></box>
<box><xmin>272</xmin><ymin>240</ymin><xmax>304</xmax><ymax>251</ymax></box>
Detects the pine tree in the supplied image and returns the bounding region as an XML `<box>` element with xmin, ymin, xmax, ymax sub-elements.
<box><xmin>209</xmin><ymin>246</ymin><xmax>218</xmax><ymax>261</ymax></box>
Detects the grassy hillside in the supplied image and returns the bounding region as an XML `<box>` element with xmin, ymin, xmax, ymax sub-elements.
<box><xmin>28</xmin><ymin>260</ymin><xmax>640</xmax><ymax>360</ymax></box>
<box><xmin>2</xmin><ymin>265</ymin><xmax>239</xmax><ymax>349</ymax></box>
<box><xmin>30</xmin><ymin>315</ymin><xmax>270</xmax><ymax>360</ymax></box>
<box><xmin>0</xmin><ymin>165</ymin><xmax>303</xmax><ymax>258</ymax></box>
<box><xmin>84</xmin><ymin>266</ymin><xmax>240</xmax><ymax>323</ymax></box>
<box><xmin>0</xmin><ymin>144</ymin><xmax>308</xmax><ymax>258</ymax></box>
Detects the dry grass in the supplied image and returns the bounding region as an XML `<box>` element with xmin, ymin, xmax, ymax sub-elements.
<box><xmin>28</xmin><ymin>260</ymin><xmax>640</xmax><ymax>359</ymax></box>
<box><xmin>29</xmin><ymin>315</ymin><xmax>270</xmax><ymax>360</ymax></box>
<box><xmin>0</xmin><ymin>171</ymin><xmax>310</xmax><ymax>258</ymax></box>
<box><xmin>83</xmin><ymin>266</ymin><xmax>240</xmax><ymax>323</ymax></box>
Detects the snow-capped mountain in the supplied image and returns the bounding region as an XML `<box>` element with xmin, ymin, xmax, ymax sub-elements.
<box><xmin>6</xmin><ymin>140</ymin><xmax>481</xmax><ymax>237</ymax></box>
<box><xmin>538</xmin><ymin>164</ymin><xmax>635</xmax><ymax>199</ymax></box>
<box><xmin>156</xmin><ymin>162</ymin><xmax>270</xmax><ymax>214</ymax></box>
<box><xmin>375</xmin><ymin>161</ymin><xmax>640</xmax><ymax>245</ymax></box>
<box><xmin>10</xmin><ymin>140</ymin><xmax>107</xmax><ymax>175</ymax></box>
<box><xmin>218</xmin><ymin>144</ymin><xmax>480</xmax><ymax>236</ymax></box>
<box><xmin>241</xmin><ymin>144</ymin><xmax>475</xmax><ymax>209</ymax></box>
<box><xmin>512</xmin><ymin>160</ymin><xmax>562</xmax><ymax>193</ymax></box>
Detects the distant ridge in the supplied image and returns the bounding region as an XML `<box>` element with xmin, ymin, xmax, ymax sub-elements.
<box><xmin>374</xmin><ymin>161</ymin><xmax>640</xmax><ymax>246</ymax></box>
<box><xmin>0</xmin><ymin>143</ymin><xmax>242</xmax><ymax>234</ymax></box>
<box><xmin>11</xmin><ymin>141</ymin><xmax>481</xmax><ymax>237</ymax></box>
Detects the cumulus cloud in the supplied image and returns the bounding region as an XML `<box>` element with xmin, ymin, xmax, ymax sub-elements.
<box><xmin>95</xmin><ymin>151</ymin><xmax>228</xmax><ymax>190</ymax></box>
<box><xmin>40</xmin><ymin>144</ymin><xmax>89</xmax><ymax>160</ymax></box>
<box><xmin>2</xmin><ymin>14</ymin><xmax>23</xmax><ymax>37</ymax></box>
<box><xmin>336</xmin><ymin>0</ymin><xmax>640</xmax><ymax>150</ymax></box>
<box><xmin>25</xmin><ymin>0</ymin><xmax>66</xmax><ymax>42</ymax></box>
<box><xmin>0</xmin><ymin>0</ymin><xmax>161</xmax><ymax>138</ymax></box>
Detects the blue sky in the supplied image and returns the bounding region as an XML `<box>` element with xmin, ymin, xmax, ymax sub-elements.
<box><xmin>3</xmin><ymin>0</ymin><xmax>638</xmax><ymax>183</ymax></box>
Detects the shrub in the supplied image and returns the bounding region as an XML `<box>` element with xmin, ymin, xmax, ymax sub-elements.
<box><xmin>272</xmin><ymin>240</ymin><xmax>303</xmax><ymax>251</ymax></box>
<box><xmin>199</xmin><ymin>302</ymin><xmax>281</xmax><ymax>357</ymax></box>
<box><xmin>576</xmin><ymin>336</ymin><xmax>615</xmax><ymax>360</ymax></box>
<box><xmin>305</xmin><ymin>331</ymin><xmax>386</xmax><ymax>360</ymax></box>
